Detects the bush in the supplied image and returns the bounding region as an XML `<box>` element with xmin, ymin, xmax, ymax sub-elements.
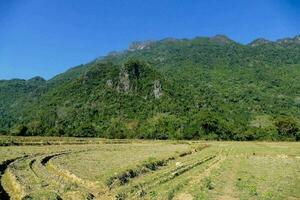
<box><xmin>183</xmin><ymin>111</ymin><xmax>234</xmax><ymax>140</ymax></box>
<box><xmin>45</xmin><ymin>127</ymin><xmax>64</xmax><ymax>137</ymax></box>
<box><xmin>275</xmin><ymin>117</ymin><xmax>299</xmax><ymax>139</ymax></box>
<box><xmin>182</xmin><ymin>119</ymin><xmax>201</xmax><ymax>139</ymax></box>
<box><xmin>233</xmin><ymin>130</ymin><xmax>256</xmax><ymax>141</ymax></box>
<box><xmin>105</xmin><ymin>118</ymin><xmax>128</xmax><ymax>139</ymax></box>
<box><xmin>27</xmin><ymin>121</ymin><xmax>44</xmax><ymax>136</ymax></box>
<box><xmin>0</xmin><ymin>128</ymin><xmax>7</xmax><ymax>135</ymax></box>
<box><xmin>74</xmin><ymin>124</ymin><xmax>95</xmax><ymax>137</ymax></box>
<box><xmin>11</xmin><ymin>125</ymin><xmax>29</xmax><ymax>136</ymax></box>
<box><xmin>139</xmin><ymin>114</ymin><xmax>183</xmax><ymax>140</ymax></box>
<box><xmin>296</xmin><ymin>131</ymin><xmax>300</xmax><ymax>141</ymax></box>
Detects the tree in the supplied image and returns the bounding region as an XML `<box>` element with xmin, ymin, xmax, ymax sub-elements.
<box><xmin>275</xmin><ymin>117</ymin><xmax>298</xmax><ymax>139</ymax></box>
<box><xmin>124</xmin><ymin>59</ymin><xmax>144</xmax><ymax>80</ymax></box>
<box><xmin>27</xmin><ymin>121</ymin><xmax>44</xmax><ymax>136</ymax></box>
<box><xmin>184</xmin><ymin>111</ymin><xmax>233</xmax><ymax>140</ymax></box>
<box><xmin>139</xmin><ymin>114</ymin><xmax>183</xmax><ymax>140</ymax></box>
<box><xmin>105</xmin><ymin>118</ymin><xmax>128</xmax><ymax>139</ymax></box>
<box><xmin>74</xmin><ymin>124</ymin><xmax>95</xmax><ymax>137</ymax></box>
<box><xmin>11</xmin><ymin>125</ymin><xmax>29</xmax><ymax>136</ymax></box>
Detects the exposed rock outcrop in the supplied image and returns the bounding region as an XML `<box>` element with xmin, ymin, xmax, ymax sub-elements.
<box><xmin>117</xmin><ymin>67</ymin><xmax>130</xmax><ymax>92</ymax></box>
<box><xmin>153</xmin><ymin>80</ymin><xmax>163</xmax><ymax>99</ymax></box>
<box><xmin>106</xmin><ymin>79</ymin><xmax>113</xmax><ymax>88</ymax></box>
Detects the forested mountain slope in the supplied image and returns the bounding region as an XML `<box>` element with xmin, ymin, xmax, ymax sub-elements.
<box><xmin>1</xmin><ymin>35</ymin><xmax>299</xmax><ymax>140</ymax></box>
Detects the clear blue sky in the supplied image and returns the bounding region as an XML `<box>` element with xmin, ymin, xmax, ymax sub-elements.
<box><xmin>0</xmin><ymin>0</ymin><xmax>299</xmax><ymax>80</ymax></box>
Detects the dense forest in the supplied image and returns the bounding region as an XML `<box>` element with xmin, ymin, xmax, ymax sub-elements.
<box><xmin>0</xmin><ymin>35</ymin><xmax>299</xmax><ymax>140</ymax></box>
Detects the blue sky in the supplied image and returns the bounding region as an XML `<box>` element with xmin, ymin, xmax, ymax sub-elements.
<box><xmin>0</xmin><ymin>0</ymin><xmax>299</xmax><ymax>80</ymax></box>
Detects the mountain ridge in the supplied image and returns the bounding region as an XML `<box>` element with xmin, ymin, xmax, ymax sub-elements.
<box><xmin>0</xmin><ymin>34</ymin><xmax>299</xmax><ymax>140</ymax></box>
<box><xmin>2</xmin><ymin>34</ymin><xmax>300</xmax><ymax>82</ymax></box>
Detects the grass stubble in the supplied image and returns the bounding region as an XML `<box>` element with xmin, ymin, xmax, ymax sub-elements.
<box><xmin>0</xmin><ymin>137</ymin><xmax>299</xmax><ymax>200</ymax></box>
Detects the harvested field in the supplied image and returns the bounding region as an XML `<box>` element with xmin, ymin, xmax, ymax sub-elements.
<box><xmin>0</xmin><ymin>137</ymin><xmax>299</xmax><ymax>199</ymax></box>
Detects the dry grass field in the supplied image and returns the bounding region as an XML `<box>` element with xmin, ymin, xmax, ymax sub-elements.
<box><xmin>0</xmin><ymin>136</ymin><xmax>299</xmax><ymax>200</ymax></box>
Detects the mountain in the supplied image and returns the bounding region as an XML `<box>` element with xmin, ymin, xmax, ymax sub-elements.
<box><xmin>1</xmin><ymin>35</ymin><xmax>300</xmax><ymax>140</ymax></box>
<box><xmin>249</xmin><ymin>38</ymin><xmax>272</xmax><ymax>47</ymax></box>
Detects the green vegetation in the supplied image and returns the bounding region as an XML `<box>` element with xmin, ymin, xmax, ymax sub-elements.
<box><xmin>1</xmin><ymin>35</ymin><xmax>300</xmax><ymax>140</ymax></box>
<box><xmin>0</xmin><ymin>137</ymin><xmax>299</xmax><ymax>199</ymax></box>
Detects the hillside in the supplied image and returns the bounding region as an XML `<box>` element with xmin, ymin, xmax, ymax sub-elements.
<box><xmin>0</xmin><ymin>35</ymin><xmax>300</xmax><ymax>140</ymax></box>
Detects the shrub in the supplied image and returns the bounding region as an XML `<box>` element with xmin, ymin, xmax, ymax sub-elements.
<box><xmin>107</xmin><ymin>118</ymin><xmax>128</xmax><ymax>139</ymax></box>
<box><xmin>139</xmin><ymin>114</ymin><xmax>183</xmax><ymax>140</ymax></box>
<box><xmin>27</xmin><ymin>120</ymin><xmax>44</xmax><ymax>136</ymax></box>
<box><xmin>275</xmin><ymin>117</ymin><xmax>298</xmax><ymax>139</ymax></box>
<box><xmin>74</xmin><ymin>124</ymin><xmax>95</xmax><ymax>137</ymax></box>
<box><xmin>11</xmin><ymin>125</ymin><xmax>29</xmax><ymax>136</ymax></box>
<box><xmin>183</xmin><ymin>111</ymin><xmax>234</xmax><ymax>140</ymax></box>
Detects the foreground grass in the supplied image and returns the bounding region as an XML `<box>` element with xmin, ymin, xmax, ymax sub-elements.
<box><xmin>0</xmin><ymin>137</ymin><xmax>299</xmax><ymax>200</ymax></box>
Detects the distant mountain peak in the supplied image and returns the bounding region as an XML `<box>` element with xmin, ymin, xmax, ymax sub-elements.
<box><xmin>277</xmin><ymin>35</ymin><xmax>300</xmax><ymax>45</ymax></box>
<box><xmin>159</xmin><ymin>37</ymin><xmax>179</xmax><ymax>42</ymax></box>
<box><xmin>293</xmin><ymin>35</ymin><xmax>300</xmax><ymax>44</ymax></box>
<box><xmin>210</xmin><ymin>34</ymin><xmax>234</xmax><ymax>44</ymax></box>
<box><xmin>212</xmin><ymin>34</ymin><xmax>230</xmax><ymax>40</ymax></box>
<box><xmin>27</xmin><ymin>76</ymin><xmax>46</xmax><ymax>83</ymax></box>
<box><xmin>294</xmin><ymin>35</ymin><xmax>300</xmax><ymax>40</ymax></box>
<box><xmin>128</xmin><ymin>40</ymin><xmax>155</xmax><ymax>51</ymax></box>
<box><xmin>277</xmin><ymin>37</ymin><xmax>292</xmax><ymax>44</ymax></box>
<box><xmin>249</xmin><ymin>38</ymin><xmax>272</xmax><ymax>47</ymax></box>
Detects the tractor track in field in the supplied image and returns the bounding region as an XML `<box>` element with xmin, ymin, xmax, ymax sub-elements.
<box><xmin>42</xmin><ymin>149</ymin><xmax>107</xmax><ymax>199</ymax></box>
<box><xmin>1</xmin><ymin>144</ymin><xmax>212</xmax><ymax>200</ymax></box>
<box><xmin>172</xmin><ymin>148</ymin><xmax>234</xmax><ymax>200</ymax></box>
<box><xmin>105</xmin><ymin>145</ymin><xmax>209</xmax><ymax>188</ymax></box>
<box><xmin>89</xmin><ymin>145</ymin><xmax>211</xmax><ymax>199</ymax></box>
<box><xmin>0</xmin><ymin>155</ymin><xmax>40</xmax><ymax>200</ymax></box>
<box><xmin>170</xmin><ymin>154</ymin><xmax>226</xmax><ymax>200</ymax></box>
<box><xmin>132</xmin><ymin>154</ymin><xmax>218</xmax><ymax>199</ymax></box>
<box><xmin>116</xmin><ymin>149</ymin><xmax>220</xmax><ymax>199</ymax></box>
<box><xmin>149</xmin><ymin>148</ymin><xmax>229</xmax><ymax>200</ymax></box>
<box><xmin>0</xmin><ymin>157</ymin><xmax>27</xmax><ymax>200</ymax></box>
<box><xmin>1</xmin><ymin>148</ymin><xmax>99</xmax><ymax>200</ymax></box>
<box><xmin>2</xmin><ymin>153</ymin><xmax>67</xmax><ymax>200</ymax></box>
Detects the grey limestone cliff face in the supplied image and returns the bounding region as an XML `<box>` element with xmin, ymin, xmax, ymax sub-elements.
<box><xmin>117</xmin><ymin>66</ymin><xmax>130</xmax><ymax>92</ymax></box>
<box><xmin>128</xmin><ymin>40</ymin><xmax>154</xmax><ymax>51</ymax></box>
<box><xmin>106</xmin><ymin>79</ymin><xmax>113</xmax><ymax>88</ymax></box>
<box><xmin>153</xmin><ymin>80</ymin><xmax>162</xmax><ymax>99</ymax></box>
<box><xmin>116</xmin><ymin>66</ymin><xmax>163</xmax><ymax>98</ymax></box>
